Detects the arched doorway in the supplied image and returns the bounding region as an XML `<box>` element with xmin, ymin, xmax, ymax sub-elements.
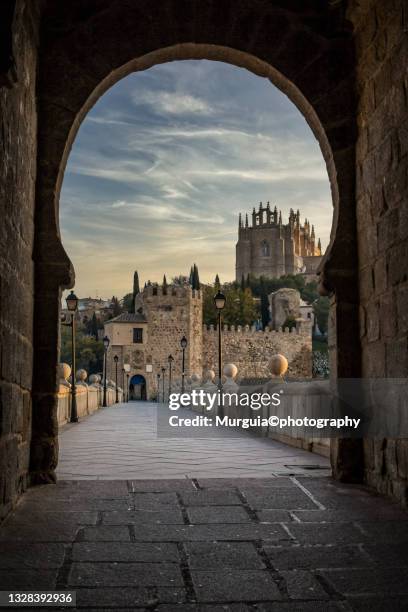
<box><xmin>129</xmin><ymin>374</ymin><xmax>147</xmax><ymax>401</ymax></box>
<box><xmin>30</xmin><ymin>2</ymin><xmax>361</xmax><ymax>486</ymax></box>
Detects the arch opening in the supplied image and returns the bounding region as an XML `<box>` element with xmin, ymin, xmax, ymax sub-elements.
<box><xmin>32</xmin><ymin>28</ymin><xmax>360</xmax><ymax>485</ymax></box>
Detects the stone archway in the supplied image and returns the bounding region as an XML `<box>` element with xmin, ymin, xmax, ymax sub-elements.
<box><xmin>31</xmin><ymin>1</ymin><xmax>361</xmax><ymax>485</ymax></box>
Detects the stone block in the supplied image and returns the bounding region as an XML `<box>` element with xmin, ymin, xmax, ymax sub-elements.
<box><xmin>68</xmin><ymin>562</ymin><xmax>184</xmax><ymax>587</ymax></box>
<box><xmin>265</xmin><ymin>544</ymin><xmax>372</xmax><ymax>570</ymax></box>
<box><xmin>187</xmin><ymin>506</ymin><xmax>251</xmax><ymax>524</ymax></box>
<box><xmin>185</xmin><ymin>541</ymin><xmax>264</xmax><ymax>570</ymax></box>
<box><xmin>191</xmin><ymin>570</ymin><xmax>282</xmax><ymax>602</ymax></box>
<box><xmin>72</xmin><ymin>542</ymin><xmax>180</xmax><ymax>563</ymax></box>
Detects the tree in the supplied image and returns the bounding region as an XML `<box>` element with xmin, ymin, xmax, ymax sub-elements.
<box><xmin>111</xmin><ymin>296</ymin><xmax>121</xmax><ymax>317</ymax></box>
<box><xmin>260</xmin><ymin>292</ymin><xmax>269</xmax><ymax>329</ymax></box>
<box><xmin>122</xmin><ymin>293</ymin><xmax>133</xmax><ymax>312</ymax></box>
<box><xmin>202</xmin><ymin>282</ymin><xmax>257</xmax><ymax>327</ymax></box>
<box><xmin>313</xmin><ymin>296</ymin><xmax>330</xmax><ymax>335</ymax></box>
<box><xmin>90</xmin><ymin>312</ymin><xmax>98</xmax><ymax>341</ymax></box>
<box><xmin>240</xmin><ymin>274</ymin><xmax>246</xmax><ymax>291</ymax></box>
<box><xmin>131</xmin><ymin>270</ymin><xmax>140</xmax><ymax>313</ymax></box>
<box><xmin>214</xmin><ymin>274</ymin><xmax>220</xmax><ymax>290</ymax></box>
<box><xmin>189</xmin><ymin>266</ymin><xmax>194</xmax><ymax>285</ymax></box>
<box><xmin>191</xmin><ymin>264</ymin><xmax>200</xmax><ymax>290</ymax></box>
<box><xmin>60</xmin><ymin>326</ymin><xmax>104</xmax><ymax>375</ymax></box>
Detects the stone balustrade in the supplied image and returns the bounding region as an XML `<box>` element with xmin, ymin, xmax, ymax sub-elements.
<box><xmin>57</xmin><ymin>364</ymin><xmax>123</xmax><ymax>426</ymax></box>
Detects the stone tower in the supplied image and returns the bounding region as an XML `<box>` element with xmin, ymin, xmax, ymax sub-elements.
<box><xmin>235</xmin><ymin>202</ymin><xmax>322</xmax><ymax>281</ymax></box>
<box><xmin>105</xmin><ymin>281</ymin><xmax>202</xmax><ymax>400</ymax></box>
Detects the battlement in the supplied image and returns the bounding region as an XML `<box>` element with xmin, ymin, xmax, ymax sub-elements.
<box><xmin>203</xmin><ymin>319</ymin><xmax>311</xmax><ymax>336</ymax></box>
<box><xmin>143</xmin><ymin>284</ymin><xmax>201</xmax><ymax>300</ymax></box>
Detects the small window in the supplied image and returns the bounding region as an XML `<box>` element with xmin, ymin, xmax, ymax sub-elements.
<box><xmin>133</xmin><ymin>328</ymin><xmax>143</xmax><ymax>343</ymax></box>
<box><xmin>261</xmin><ymin>240</ymin><xmax>270</xmax><ymax>256</ymax></box>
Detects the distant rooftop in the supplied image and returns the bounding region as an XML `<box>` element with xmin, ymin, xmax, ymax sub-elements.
<box><xmin>106</xmin><ymin>312</ymin><xmax>147</xmax><ymax>324</ymax></box>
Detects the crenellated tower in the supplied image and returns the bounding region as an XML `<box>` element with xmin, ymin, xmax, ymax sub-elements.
<box><xmin>236</xmin><ymin>201</ymin><xmax>323</xmax><ymax>281</ymax></box>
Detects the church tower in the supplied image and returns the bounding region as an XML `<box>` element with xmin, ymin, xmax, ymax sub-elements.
<box><xmin>235</xmin><ymin>202</ymin><xmax>323</xmax><ymax>281</ymax></box>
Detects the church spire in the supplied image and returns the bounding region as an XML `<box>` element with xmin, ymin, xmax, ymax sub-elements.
<box><xmin>245</xmin><ymin>213</ymin><xmax>249</xmax><ymax>228</ymax></box>
<box><xmin>239</xmin><ymin>213</ymin><xmax>242</xmax><ymax>228</ymax></box>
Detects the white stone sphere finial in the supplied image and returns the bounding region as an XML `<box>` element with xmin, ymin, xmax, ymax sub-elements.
<box><xmin>203</xmin><ymin>369</ymin><xmax>215</xmax><ymax>383</ymax></box>
<box><xmin>223</xmin><ymin>363</ymin><xmax>238</xmax><ymax>379</ymax></box>
<box><xmin>76</xmin><ymin>369</ymin><xmax>88</xmax><ymax>382</ymax></box>
<box><xmin>269</xmin><ymin>354</ymin><xmax>288</xmax><ymax>377</ymax></box>
<box><xmin>59</xmin><ymin>363</ymin><xmax>71</xmax><ymax>381</ymax></box>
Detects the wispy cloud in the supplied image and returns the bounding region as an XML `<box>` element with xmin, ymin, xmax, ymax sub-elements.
<box><xmin>60</xmin><ymin>60</ymin><xmax>332</xmax><ymax>298</ymax></box>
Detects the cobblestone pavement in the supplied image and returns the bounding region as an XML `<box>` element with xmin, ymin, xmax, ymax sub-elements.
<box><xmin>0</xmin><ymin>477</ymin><xmax>408</xmax><ymax>610</ymax></box>
<box><xmin>56</xmin><ymin>402</ymin><xmax>330</xmax><ymax>479</ymax></box>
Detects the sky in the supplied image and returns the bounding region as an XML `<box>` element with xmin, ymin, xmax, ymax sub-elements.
<box><xmin>60</xmin><ymin>60</ymin><xmax>332</xmax><ymax>300</ymax></box>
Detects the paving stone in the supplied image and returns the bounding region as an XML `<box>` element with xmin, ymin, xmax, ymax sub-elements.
<box><xmin>132</xmin><ymin>492</ymin><xmax>179</xmax><ymax>508</ymax></box>
<box><xmin>281</xmin><ymin>570</ymin><xmax>330</xmax><ymax>599</ymax></box>
<box><xmin>68</xmin><ymin>562</ymin><xmax>184</xmax><ymax>587</ymax></box>
<box><xmin>294</xmin><ymin>507</ymin><xmax>408</xmax><ymax>522</ymax></box>
<box><xmin>27</xmin><ymin>480</ymin><xmax>129</xmax><ymax>499</ymax></box>
<box><xmin>286</xmin><ymin>523</ymin><xmax>367</xmax><ymax>544</ymax></box>
<box><xmin>129</xmin><ymin>479</ymin><xmax>195</xmax><ymax>492</ymax></box>
<box><xmin>181</xmin><ymin>490</ymin><xmax>242</xmax><ymax>506</ymax></box>
<box><xmin>0</xmin><ymin>569</ymin><xmax>57</xmax><ymax>589</ymax></box>
<box><xmin>191</xmin><ymin>570</ymin><xmax>282</xmax><ymax>602</ymax></box>
<box><xmin>131</xmin><ymin>523</ymin><xmax>289</xmax><ymax>542</ymax></box>
<box><xmin>0</xmin><ymin>512</ymin><xmax>97</xmax><ymax>542</ymax></box>
<box><xmin>157</xmin><ymin>605</ymin><xmax>252</xmax><ymax>611</ymax></box>
<box><xmin>102</xmin><ymin>507</ymin><xmax>184</xmax><ymax>525</ymax></box>
<box><xmin>72</xmin><ymin>541</ymin><xmax>180</xmax><ymax>562</ymax></box>
<box><xmin>257</xmin><ymin>510</ymin><xmax>294</xmax><ymax>523</ymax></box>
<box><xmin>264</xmin><ymin>544</ymin><xmax>372</xmax><ymax>570</ymax></box>
<box><xmin>356</xmin><ymin>521</ymin><xmax>408</xmax><ymax>542</ymax></box>
<box><xmin>321</xmin><ymin>568</ymin><xmax>408</xmax><ymax>596</ymax></box>
<box><xmin>345</xmin><ymin>598</ymin><xmax>408</xmax><ymax>611</ymax></box>
<box><xmin>257</xmin><ymin>603</ymin><xmax>345</xmax><ymax>611</ymax></box>
<box><xmin>0</xmin><ymin>542</ymin><xmax>66</xmax><ymax>568</ymax></box>
<box><xmin>79</xmin><ymin>526</ymin><xmax>131</xmax><ymax>541</ymax></box>
<box><xmin>362</xmin><ymin>543</ymin><xmax>408</xmax><ymax>565</ymax></box>
<box><xmin>185</xmin><ymin>542</ymin><xmax>265</xmax><ymax>570</ymax></box>
<box><xmin>197</xmin><ymin>478</ymin><xmax>296</xmax><ymax>489</ymax></box>
<box><xmin>187</xmin><ymin>506</ymin><xmax>251</xmax><ymax>524</ymax></box>
<box><xmin>240</xmin><ymin>488</ymin><xmax>317</xmax><ymax>510</ymax></box>
<box><xmin>75</xmin><ymin>587</ymin><xmax>186</xmax><ymax>608</ymax></box>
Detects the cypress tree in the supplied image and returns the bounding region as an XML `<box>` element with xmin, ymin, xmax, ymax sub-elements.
<box><xmin>163</xmin><ymin>274</ymin><xmax>168</xmax><ymax>294</ymax></box>
<box><xmin>241</xmin><ymin>274</ymin><xmax>246</xmax><ymax>291</ymax></box>
<box><xmin>189</xmin><ymin>266</ymin><xmax>194</xmax><ymax>285</ymax></box>
<box><xmin>130</xmin><ymin>271</ymin><xmax>140</xmax><ymax>313</ymax></box>
<box><xmin>192</xmin><ymin>264</ymin><xmax>200</xmax><ymax>290</ymax></box>
<box><xmin>91</xmin><ymin>312</ymin><xmax>98</xmax><ymax>341</ymax></box>
<box><xmin>214</xmin><ymin>274</ymin><xmax>220</xmax><ymax>290</ymax></box>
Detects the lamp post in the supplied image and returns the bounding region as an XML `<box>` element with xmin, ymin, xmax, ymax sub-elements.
<box><xmin>114</xmin><ymin>355</ymin><xmax>119</xmax><ymax>403</ymax></box>
<box><xmin>124</xmin><ymin>363</ymin><xmax>130</xmax><ymax>402</ymax></box>
<box><xmin>122</xmin><ymin>367</ymin><xmax>125</xmax><ymax>401</ymax></box>
<box><xmin>168</xmin><ymin>354</ymin><xmax>174</xmax><ymax>397</ymax></box>
<box><xmin>180</xmin><ymin>336</ymin><xmax>187</xmax><ymax>393</ymax></box>
<box><xmin>161</xmin><ymin>367</ymin><xmax>166</xmax><ymax>403</ymax></box>
<box><xmin>214</xmin><ymin>290</ymin><xmax>226</xmax><ymax>408</ymax></box>
<box><xmin>65</xmin><ymin>290</ymin><xmax>79</xmax><ymax>422</ymax></box>
<box><xmin>157</xmin><ymin>373</ymin><xmax>161</xmax><ymax>403</ymax></box>
<box><xmin>102</xmin><ymin>335</ymin><xmax>110</xmax><ymax>407</ymax></box>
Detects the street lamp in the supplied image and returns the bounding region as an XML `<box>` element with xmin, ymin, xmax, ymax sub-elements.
<box><xmin>214</xmin><ymin>290</ymin><xmax>226</xmax><ymax>404</ymax></box>
<box><xmin>124</xmin><ymin>363</ymin><xmax>130</xmax><ymax>402</ymax></box>
<box><xmin>180</xmin><ymin>335</ymin><xmax>187</xmax><ymax>393</ymax></box>
<box><xmin>157</xmin><ymin>372</ymin><xmax>161</xmax><ymax>403</ymax></box>
<box><xmin>161</xmin><ymin>366</ymin><xmax>166</xmax><ymax>403</ymax></box>
<box><xmin>168</xmin><ymin>354</ymin><xmax>174</xmax><ymax>397</ymax></box>
<box><xmin>65</xmin><ymin>290</ymin><xmax>79</xmax><ymax>423</ymax></box>
<box><xmin>114</xmin><ymin>355</ymin><xmax>119</xmax><ymax>403</ymax></box>
<box><xmin>122</xmin><ymin>366</ymin><xmax>125</xmax><ymax>402</ymax></box>
<box><xmin>103</xmin><ymin>335</ymin><xmax>110</xmax><ymax>407</ymax></box>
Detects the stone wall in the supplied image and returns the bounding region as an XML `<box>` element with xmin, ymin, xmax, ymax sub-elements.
<box><xmin>0</xmin><ymin>0</ymin><xmax>40</xmax><ymax>521</ymax></box>
<box><xmin>106</xmin><ymin>285</ymin><xmax>203</xmax><ymax>399</ymax></box>
<box><xmin>57</xmin><ymin>385</ymin><xmax>120</xmax><ymax>426</ymax></box>
<box><xmin>203</xmin><ymin>321</ymin><xmax>312</xmax><ymax>380</ymax></box>
<box><xmin>349</xmin><ymin>0</ymin><xmax>408</xmax><ymax>505</ymax></box>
